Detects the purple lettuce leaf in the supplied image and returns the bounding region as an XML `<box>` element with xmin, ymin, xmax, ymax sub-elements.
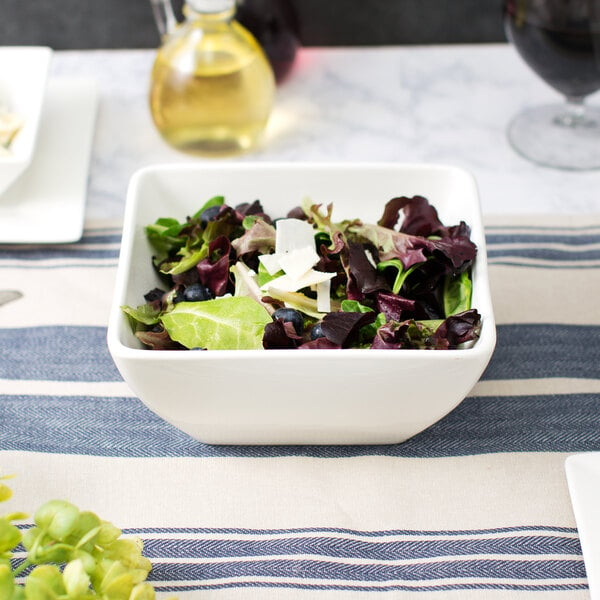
<box><xmin>314</xmin><ymin>231</ymin><xmax>349</xmax><ymax>299</ymax></box>
<box><xmin>262</xmin><ymin>319</ymin><xmax>302</xmax><ymax>349</ymax></box>
<box><xmin>230</xmin><ymin>217</ymin><xmax>276</xmax><ymax>257</ymax></box>
<box><xmin>196</xmin><ymin>236</ymin><xmax>232</xmax><ymax>297</ymax></box>
<box><xmin>136</xmin><ymin>327</ymin><xmax>185</xmax><ymax>350</ymax></box>
<box><xmin>371</xmin><ymin>308</ymin><xmax>481</xmax><ymax>350</ymax></box>
<box><xmin>195</xmin><ymin>205</ymin><xmax>237</xmax><ymax>239</ymax></box>
<box><xmin>432</xmin><ymin>309</ymin><xmax>481</xmax><ymax>349</ymax></box>
<box><xmin>428</xmin><ymin>221</ymin><xmax>477</xmax><ymax>270</ymax></box>
<box><xmin>374</xmin><ymin>196</ymin><xmax>477</xmax><ymax>271</ymax></box>
<box><xmin>370</xmin><ymin>319</ymin><xmax>431</xmax><ymax>350</ymax></box>
<box><xmin>320</xmin><ymin>310</ymin><xmax>377</xmax><ymax>348</ymax></box>
<box><xmin>374</xmin><ymin>291</ymin><xmax>417</xmax><ymax>322</ymax></box>
<box><xmin>285</xmin><ymin>205</ymin><xmax>308</xmax><ymax>220</ymax></box>
<box><xmin>349</xmin><ymin>222</ymin><xmax>433</xmax><ymax>269</ymax></box>
<box><xmin>371</xmin><ymin>318</ymin><xmax>445</xmax><ymax>350</ymax></box>
<box><xmin>234</xmin><ymin>200</ymin><xmax>273</xmax><ymax>223</ymax></box>
<box><xmin>347</xmin><ymin>242</ymin><xmax>390</xmax><ymax>300</ymax></box>
<box><xmin>378</xmin><ymin>195</ymin><xmax>445</xmax><ymax>236</ymax></box>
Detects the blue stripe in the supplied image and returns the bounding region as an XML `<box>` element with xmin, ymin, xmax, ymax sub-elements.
<box><xmin>0</xmin><ymin>327</ymin><xmax>121</xmax><ymax>382</ymax></box>
<box><xmin>485</xmin><ymin>224</ymin><xmax>600</xmax><ymax>232</ymax></box>
<box><xmin>145</xmin><ymin>557</ymin><xmax>585</xmax><ymax>583</ymax></box>
<box><xmin>0</xmin><ymin>249</ymin><xmax>119</xmax><ymax>261</ymax></box>
<box><xmin>487</xmin><ymin>261</ymin><xmax>600</xmax><ymax>269</ymax></box>
<box><xmin>122</xmin><ymin>525</ymin><xmax>578</xmax><ymax>536</ymax></box>
<box><xmin>78</xmin><ymin>233</ymin><xmax>122</xmax><ymax>244</ymax></box>
<box><xmin>486</xmin><ymin>233</ymin><xmax>600</xmax><ymax>245</ymax></box>
<box><xmin>1</xmin><ymin>324</ymin><xmax>598</xmax><ymax>383</ymax></box>
<box><xmin>0</xmin><ymin>263</ymin><xmax>118</xmax><ymax>270</ymax></box>
<box><xmin>0</xmin><ymin>263</ymin><xmax>119</xmax><ymax>271</ymax></box>
<box><xmin>16</xmin><ymin>522</ymin><xmax>579</xmax><ymax>537</ymax></box>
<box><xmin>6</xmin><ymin>546</ymin><xmax>586</xmax><ymax>592</ymax></box>
<box><xmin>482</xmin><ymin>323</ymin><xmax>600</xmax><ymax>381</ymax></box>
<box><xmin>139</xmin><ymin>534</ymin><xmax>580</xmax><ymax>560</ymax></box>
<box><xmin>487</xmin><ymin>248</ymin><xmax>600</xmax><ymax>261</ymax></box>
<box><xmin>153</xmin><ymin>581</ymin><xmax>587</xmax><ymax>593</ymax></box>
<box><xmin>1</xmin><ymin>393</ymin><xmax>599</xmax><ymax>457</ymax></box>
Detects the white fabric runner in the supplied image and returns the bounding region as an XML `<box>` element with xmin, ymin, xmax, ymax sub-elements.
<box><xmin>1</xmin><ymin>214</ymin><xmax>599</xmax><ymax>598</ymax></box>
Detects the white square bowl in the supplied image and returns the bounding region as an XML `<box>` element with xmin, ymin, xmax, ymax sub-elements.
<box><xmin>107</xmin><ymin>162</ymin><xmax>496</xmax><ymax>445</ymax></box>
<box><xmin>0</xmin><ymin>46</ymin><xmax>52</xmax><ymax>195</ymax></box>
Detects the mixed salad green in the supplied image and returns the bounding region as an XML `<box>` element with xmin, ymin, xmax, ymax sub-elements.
<box><xmin>122</xmin><ymin>195</ymin><xmax>481</xmax><ymax>350</ymax></box>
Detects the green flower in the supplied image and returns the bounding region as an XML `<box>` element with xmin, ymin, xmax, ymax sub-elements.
<box><xmin>0</xmin><ymin>475</ymin><xmax>168</xmax><ymax>600</ymax></box>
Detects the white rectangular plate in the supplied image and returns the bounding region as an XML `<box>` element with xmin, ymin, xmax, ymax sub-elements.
<box><xmin>0</xmin><ymin>78</ymin><xmax>98</xmax><ymax>244</ymax></box>
<box><xmin>0</xmin><ymin>46</ymin><xmax>52</xmax><ymax>196</ymax></box>
<box><xmin>565</xmin><ymin>452</ymin><xmax>600</xmax><ymax>600</ymax></box>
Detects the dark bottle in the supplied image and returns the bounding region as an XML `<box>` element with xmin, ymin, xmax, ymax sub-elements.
<box><xmin>504</xmin><ymin>0</ymin><xmax>600</xmax><ymax>98</ymax></box>
<box><xmin>236</xmin><ymin>0</ymin><xmax>300</xmax><ymax>82</ymax></box>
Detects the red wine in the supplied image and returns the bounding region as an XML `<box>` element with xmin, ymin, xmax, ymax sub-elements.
<box><xmin>505</xmin><ymin>0</ymin><xmax>600</xmax><ymax>98</ymax></box>
<box><xmin>236</xmin><ymin>0</ymin><xmax>300</xmax><ymax>83</ymax></box>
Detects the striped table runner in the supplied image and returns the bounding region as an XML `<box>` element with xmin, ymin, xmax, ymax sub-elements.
<box><xmin>1</xmin><ymin>214</ymin><xmax>599</xmax><ymax>599</ymax></box>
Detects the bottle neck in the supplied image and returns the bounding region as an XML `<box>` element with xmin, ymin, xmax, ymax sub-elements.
<box><xmin>185</xmin><ymin>0</ymin><xmax>235</xmax><ymax>18</ymax></box>
<box><xmin>184</xmin><ymin>6</ymin><xmax>235</xmax><ymax>26</ymax></box>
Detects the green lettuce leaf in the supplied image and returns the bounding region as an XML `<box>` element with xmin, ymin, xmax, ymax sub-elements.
<box><xmin>191</xmin><ymin>195</ymin><xmax>225</xmax><ymax>220</ymax></box>
<box><xmin>377</xmin><ymin>258</ymin><xmax>421</xmax><ymax>294</ymax></box>
<box><xmin>160</xmin><ymin>296</ymin><xmax>272</xmax><ymax>350</ymax></box>
<box><xmin>121</xmin><ymin>303</ymin><xmax>161</xmax><ymax>327</ymax></box>
<box><xmin>443</xmin><ymin>269</ymin><xmax>473</xmax><ymax>317</ymax></box>
<box><xmin>340</xmin><ymin>299</ymin><xmax>386</xmax><ymax>347</ymax></box>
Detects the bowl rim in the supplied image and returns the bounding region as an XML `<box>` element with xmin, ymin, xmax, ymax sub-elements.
<box><xmin>107</xmin><ymin>161</ymin><xmax>497</xmax><ymax>361</ymax></box>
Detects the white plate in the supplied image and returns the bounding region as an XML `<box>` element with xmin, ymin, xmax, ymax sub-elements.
<box><xmin>0</xmin><ymin>46</ymin><xmax>53</xmax><ymax>196</ymax></box>
<box><xmin>0</xmin><ymin>78</ymin><xmax>98</xmax><ymax>244</ymax></box>
<box><xmin>565</xmin><ymin>452</ymin><xmax>600</xmax><ymax>600</ymax></box>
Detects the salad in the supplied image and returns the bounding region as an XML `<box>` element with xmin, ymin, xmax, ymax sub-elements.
<box><xmin>122</xmin><ymin>195</ymin><xmax>481</xmax><ymax>350</ymax></box>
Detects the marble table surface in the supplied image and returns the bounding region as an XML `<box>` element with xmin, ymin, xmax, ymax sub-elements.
<box><xmin>50</xmin><ymin>44</ymin><xmax>600</xmax><ymax>222</ymax></box>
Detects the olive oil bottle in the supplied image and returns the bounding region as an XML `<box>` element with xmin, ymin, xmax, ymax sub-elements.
<box><xmin>149</xmin><ymin>0</ymin><xmax>275</xmax><ymax>156</ymax></box>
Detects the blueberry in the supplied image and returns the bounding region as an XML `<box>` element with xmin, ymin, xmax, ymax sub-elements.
<box><xmin>200</xmin><ymin>205</ymin><xmax>222</xmax><ymax>224</ymax></box>
<box><xmin>310</xmin><ymin>322</ymin><xmax>325</xmax><ymax>340</ymax></box>
<box><xmin>183</xmin><ymin>283</ymin><xmax>213</xmax><ymax>302</ymax></box>
<box><xmin>272</xmin><ymin>307</ymin><xmax>304</xmax><ymax>335</ymax></box>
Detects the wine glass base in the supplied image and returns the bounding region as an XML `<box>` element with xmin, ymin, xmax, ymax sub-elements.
<box><xmin>507</xmin><ymin>104</ymin><xmax>600</xmax><ymax>170</ymax></box>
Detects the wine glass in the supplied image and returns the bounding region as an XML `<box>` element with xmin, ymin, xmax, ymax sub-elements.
<box><xmin>236</xmin><ymin>0</ymin><xmax>300</xmax><ymax>83</ymax></box>
<box><xmin>504</xmin><ymin>0</ymin><xmax>600</xmax><ymax>170</ymax></box>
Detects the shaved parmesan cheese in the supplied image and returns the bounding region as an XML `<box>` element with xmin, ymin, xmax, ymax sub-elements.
<box><xmin>258</xmin><ymin>253</ymin><xmax>282</xmax><ymax>276</ymax></box>
<box><xmin>259</xmin><ymin>219</ymin><xmax>320</xmax><ymax>277</ymax></box>
<box><xmin>275</xmin><ymin>219</ymin><xmax>316</xmax><ymax>254</ymax></box>
<box><xmin>262</xmin><ymin>270</ymin><xmax>335</xmax><ymax>293</ymax></box>
<box><xmin>231</xmin><ymin>262</ymin><xmax>275</xmax><ymax>314</ymax></box>
<box><xmin>316</xmin><ymin>279</ymin><xmax>331</xmax><ymax>313</ymax></box>
<box><xmin>258</xmin><ymin>218</ymin><xmax>334</xmax><ymax>308</ymax></box>
<box><xmin>278</xmin><ymin>246</ymin><xmax>320</xmax><ymax>280</ymax></box>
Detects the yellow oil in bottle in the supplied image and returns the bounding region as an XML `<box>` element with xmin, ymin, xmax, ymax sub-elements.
<box><xmin>150</xmin><ymin>10</ymin><xmax>275</xmax><ymax>156</ymax></box>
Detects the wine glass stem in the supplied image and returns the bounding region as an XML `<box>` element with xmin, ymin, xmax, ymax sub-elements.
<box><xmin>556</xmin><ymin>96</ymin><xmax>588</xmax><ymax>127</ymax></box>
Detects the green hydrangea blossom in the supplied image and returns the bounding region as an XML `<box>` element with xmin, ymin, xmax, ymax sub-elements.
<box><xmin>0</xmin><ymin>473</ymin><xmax>168</xmax><ymax>600</ymax></box>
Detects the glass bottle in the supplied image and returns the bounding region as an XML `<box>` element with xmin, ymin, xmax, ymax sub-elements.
<box><xmin>149</xmin><ymin>0</ymin><xmax>275</xmax><ymax>156</ymax></box>
<box><xmin>235</xmin><ymin>0</ymin><xmax>300</xmax><ymax>82</ymax></box>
